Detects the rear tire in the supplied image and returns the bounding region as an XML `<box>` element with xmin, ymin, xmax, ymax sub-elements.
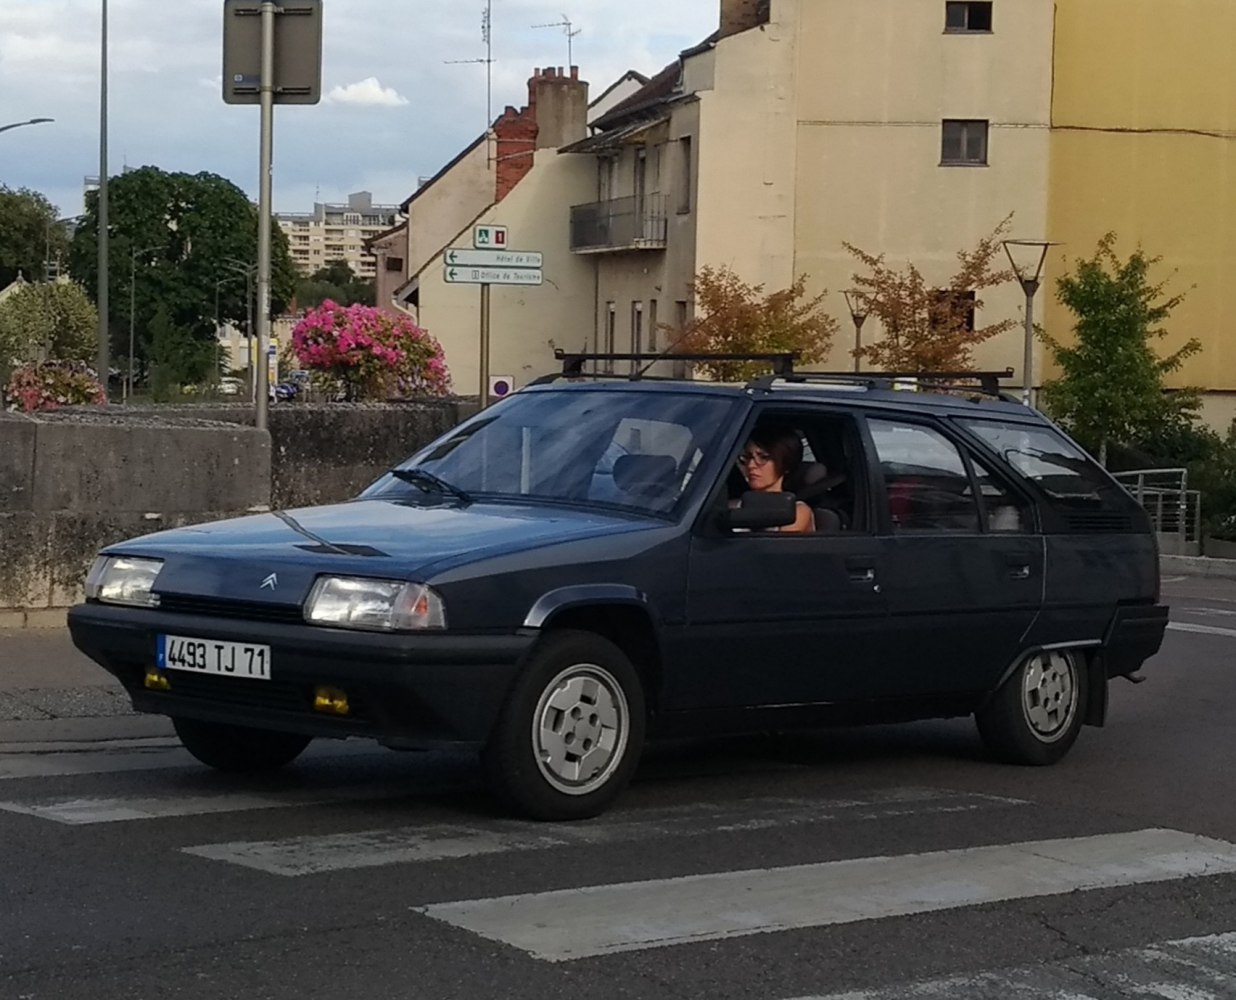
<box><xmin>483</xmin><ymin>630</ymin><xmax>646</xmax><ymax>821</ymax></box>
<box><xmin>173</xmin><ymin>717</ymin><xmax>311</xmax><ymax>772</ymax></box>
<box><xmin>976</xmin><ymin>649</ymin><xmax>1086</xmax><ymax>766</ymax></box>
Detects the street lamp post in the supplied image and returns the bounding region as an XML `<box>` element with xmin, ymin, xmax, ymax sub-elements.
<box><xmin>843</xmin><ymin>289</ymin><xmax>872</xmax><ymax>374</ymax></box>
<box><xmin>0</xmin><ymin>118</ymin><xmax>54</xmax><ymax>136</ymax></box>
<box><xmin>1002</xmin><ymin>239</ymin><xmax>1060</xmax><ymax>406</ymax></box>
<box><xmin>97</xmin><ymin>0</ymin><xmax>110</xmax><ymax>401</ymax></box>
<box><xmin>127</xmin><ymin>244</ymin><xmax>165</xmax><ymax>402</ymax></box>
<box><xmin>223</xmin><ymin>260</ymin><xmax>258</xmax><ymax>400</ymax></box>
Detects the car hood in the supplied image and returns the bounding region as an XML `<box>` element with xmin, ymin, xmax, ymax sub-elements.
<box><xmin>110</xmin><ymin>499</ymin><xmax>658</xmax><ymax>607</ymax></box>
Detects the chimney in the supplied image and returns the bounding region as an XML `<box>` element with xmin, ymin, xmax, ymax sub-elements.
<box><xmin>719</xmin><ymin>0</ymin><xmax>771</xmax><ymax>39</ymax></box>
<box><xmin>493</xmin><ymin>105</ymin><xmax>538</xmax><ymax>202</ymax></box>
<box><xmin>527</xmin><ymin>65</ymin><xmax>589</xmax><ymax>150</ymax></box>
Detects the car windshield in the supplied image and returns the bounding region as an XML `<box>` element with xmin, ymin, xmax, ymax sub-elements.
<box><xmin>364</xmin><ymin>390</ymin><xmax>739</xmax><ymax>516</ymax></box>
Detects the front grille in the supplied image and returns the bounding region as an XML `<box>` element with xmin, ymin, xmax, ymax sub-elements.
<box><xmin>157</xmin><ymin>594</ymin><xmax>305</xmax><ymax>625</ymax></box>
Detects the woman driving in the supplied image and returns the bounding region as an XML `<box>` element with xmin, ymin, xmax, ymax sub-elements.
<box><xmin>735</xmin><ymin>423</ymin><xmax>815</xmax><ymax>533</ymax></box>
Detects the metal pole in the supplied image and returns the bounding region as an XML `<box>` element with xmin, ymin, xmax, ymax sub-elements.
<box><xmin>479</xmin><ymin>285</ymin><xmax>492</xmax><ymax>408</ymax></box>
<box><xmin>127</xmin><ymin>247</ymin><xmax>135</xmax><ymax>403</ymax></box>
<box><xmin>97</xmin><ymin>0</ymin><xmax>110</xmax><ymax>401</ymax></box>
<box><xmin>254</xmin><ymin>0</ymin><xmax>275</xmax><ymax>430</ymax></box>
<box><xmin>1021</xmin><ymin>284</ymin><xmax>1037</xmax><ymax>407</ymax></box>
<box><xmin>852</xmin><ymin>317</ymin><xmax>866</xmax><ymax>374</ymax></box>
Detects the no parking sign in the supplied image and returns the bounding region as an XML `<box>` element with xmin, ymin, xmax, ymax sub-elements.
<box><xmin>489</xmin><ymin>376</ymin><xmax>515</xmax><ymax>399</ymax></box>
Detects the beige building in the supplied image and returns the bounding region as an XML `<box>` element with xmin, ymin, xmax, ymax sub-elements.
<box><xmin>277</xmin><ymin>192</ymin><xmax>402</xmax><ymax>279</ymax></box>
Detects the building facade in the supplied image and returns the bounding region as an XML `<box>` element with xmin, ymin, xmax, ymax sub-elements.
<box><xmin>276</xmin><ymin>192</ymin><xmax>402</xmax><ymax>279</ymax></box>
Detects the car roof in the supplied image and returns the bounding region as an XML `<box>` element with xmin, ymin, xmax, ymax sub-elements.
<box><xmin>517</xmin><ymin>378</ymin><xmax>1046</xmax><ymax>423</ymax></box>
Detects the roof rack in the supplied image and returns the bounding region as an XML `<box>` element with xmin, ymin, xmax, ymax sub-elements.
<box><xmin>531</xmin><ymin>350</ymin><xmax>800</xmax><ymax>384</ymax></box>
<box><xmin>747</xmin><ymin>368</ymin><xmax>1016</xmax><ymax>399</ymax></box>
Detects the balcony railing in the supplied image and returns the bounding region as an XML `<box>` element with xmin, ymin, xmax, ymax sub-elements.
<box><xmin>570</xmin><ymin>194</ymin><xmax>668</xmax><ymax>253</ymax></box>
<box><xmin>1112</xmin><ymin>467</ymin><xmax>1202</xmax><ymax>556</ymax></box>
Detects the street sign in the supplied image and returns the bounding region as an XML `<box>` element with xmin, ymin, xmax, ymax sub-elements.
<box><xmin>489</xmin><ymin>376</ymin><xmax>515</xmax><ymax>399</ymax></box>
<box><xmin>444</xmin><ymin>266</ymin><xmax>543</xmax><ymax>286</ymax></box>
<box><xmin>445</xmin><ymin>248</ymin><xmax>543</xmax><ymax>269</ymax></box>
<box><xmin>473</xmin><ymin>225</ymin><xmax>508</xmax><ymax>249</ymax></box>
<box><xmin>223</xmin><ymin>0</ymin><xmax>323</xmax><ymax>105</ymax></box>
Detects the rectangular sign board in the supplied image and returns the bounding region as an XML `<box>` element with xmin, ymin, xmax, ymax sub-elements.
<box><xmin>445</xmin><ymin>248</ymin><xmax>543</xmax><ymax>269</ymax></box>
<box><xmin>223</xmin><ymin>0</ymin><xmax>324</xmax><ymax>105</ymax></box>
<box><xmin>444</xmin><ymin>266</ymin><xmax>543</xmax><ymax>287</ymax></box>
<box><xmin>473</xmin><ymin>225</ymin><xmax>508</xmax><ymax>249</ymax></box>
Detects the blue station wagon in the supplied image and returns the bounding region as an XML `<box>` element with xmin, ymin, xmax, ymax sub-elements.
<box><xmin>68</xmin><ymin>357</ymin><xmax>1169</xmax><ymax>820</ymax></box>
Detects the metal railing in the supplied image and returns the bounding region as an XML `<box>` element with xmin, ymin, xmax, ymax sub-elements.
<box><xmin>570</xmin><ymin>194</ymin><xmax>668</xmax><ymax>252</ymax></box>
<box><xmin>1112</xmin><ymin>467</ymin><xmax>1202</xmax><ymax>555</ymax></box>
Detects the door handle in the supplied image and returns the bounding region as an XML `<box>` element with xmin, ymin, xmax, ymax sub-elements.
<box><xmin>848</xmin><ymin>566</ymin><xmax>876</xmax><ymax>584</ymax></box>
<box><xmin>1007</xmin><ymin>564</ymin><xmax>1031</xmax><ymax>580</ymax></box>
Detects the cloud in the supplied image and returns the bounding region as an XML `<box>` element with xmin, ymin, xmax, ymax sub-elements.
<box><xmin>325</xmin><ymin>77</ymin><xmax>408</xmax><ymax>108</ymax></box>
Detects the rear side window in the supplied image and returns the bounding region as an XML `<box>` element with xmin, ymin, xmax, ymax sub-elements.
<box><xmin>869</xmin><ymin>420</ymin><xmax>979</xmax><ymax>533</ymax></box>
<box><xmin>959</xmin><ymin>419</ymin><xmax>1137</xmax><ymax>527</ymax></box>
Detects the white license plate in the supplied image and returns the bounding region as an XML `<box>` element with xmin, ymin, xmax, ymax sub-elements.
<box><xmin>157</xmin><ymin>635</ymin><xmax>271</xmax><ymax>681</ymax></box>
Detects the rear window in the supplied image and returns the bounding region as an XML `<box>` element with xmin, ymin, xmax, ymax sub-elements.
<box><xmin>958</xmin><ymin>419</ymin><xmax>1131</xmax><ymax>516</ymax></box>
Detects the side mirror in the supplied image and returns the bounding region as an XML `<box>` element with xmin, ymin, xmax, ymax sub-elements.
<box><xmin>722</xmin><ymin>491</ymin><xmax>797</xmax><ymax>532</ymax></box>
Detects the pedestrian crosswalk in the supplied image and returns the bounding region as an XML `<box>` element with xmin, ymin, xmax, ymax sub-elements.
<box><xmin>2</xmin><ymin>740</ymin><xmax>1235</xmax><ymax>999</ymax></box>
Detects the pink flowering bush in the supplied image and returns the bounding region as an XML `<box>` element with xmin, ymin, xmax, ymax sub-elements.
<box><xmin>4</xmin><ymin>361</ymin><xmax>105</xmax><ymax>413</ymax></box>
<box><xmin>291</xmin><ymin>301</ymin><xmax>452</xmax><ymax>400</ymax></box>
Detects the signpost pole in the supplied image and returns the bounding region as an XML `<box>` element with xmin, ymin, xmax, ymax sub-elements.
<box><xmin>254</xmin><ymin>0</ymin><xmax>275</xmax><ymax>431</ymax></box>
<box><xmin>480</xmin><ymin>284</ymin><xmax>491</xmax><ymax>409</ymax></box>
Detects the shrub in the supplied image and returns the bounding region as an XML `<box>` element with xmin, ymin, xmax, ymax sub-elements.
<box><xmin>4</xmin><ymin>360</ymin><xmax>105</xmax><ymax>412</ymax></box>
<box><xmin>291</xmin><ymin>301</ymin><xmax>451</xmax><ymax>401</ymax></box>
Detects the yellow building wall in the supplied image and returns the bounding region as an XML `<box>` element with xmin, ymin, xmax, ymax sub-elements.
<box><xmin>1047</xmin><ymin>0</ymin><xmax>1236</xmax><ymax>393</ymax></box>
<box><xmin>791</xmin><ymin>0</ymin><xmax>1055</xmax><ymax>377</ymax></box>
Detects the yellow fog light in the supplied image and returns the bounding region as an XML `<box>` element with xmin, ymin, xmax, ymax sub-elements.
<box><xmin>313</xmin><ymin>686</ymin><xmax>350</xmax><ymax>716</ymax></box>
<box><xmin>144</xmin><ymin>668</ymin><xmax>172</xmax><ymax>692</ymax></box>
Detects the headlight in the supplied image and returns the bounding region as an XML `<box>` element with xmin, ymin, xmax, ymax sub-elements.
<box><xmin>304</xmin><ymin>576</ymin><xmax>446</xmax><ymax>632</ymax></box>
<box><xmin>84</xmin><ymin>556</ymin><xmax>164</xmax><ymax>608</ymax></box>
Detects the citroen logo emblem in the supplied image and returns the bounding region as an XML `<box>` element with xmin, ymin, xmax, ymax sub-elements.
<box><xmin>260</xmin><ymin>573</ymin><xmax>279</xmax><ymax>591</ymax></box>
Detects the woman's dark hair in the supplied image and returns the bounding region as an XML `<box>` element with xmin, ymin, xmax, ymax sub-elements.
<box><xmin>748</xmin><ymin>423</ymin><xmax>803</xmax><ymax>480</ymax></box>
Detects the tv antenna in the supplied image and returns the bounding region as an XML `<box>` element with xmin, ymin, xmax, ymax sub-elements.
<box><xmin>445</xmin><ymin>0</ymin><xmax>496</xmax><ymax>164</ymax></box>
<box><xmin>532</xmin><ymin>13</ymin><xmax>581</xmax><ymax>66</ymax></box>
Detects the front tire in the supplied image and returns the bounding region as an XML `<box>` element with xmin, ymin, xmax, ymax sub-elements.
<box><xmin>976</xmin><ymin>649</ymin><xmax>1086</xmax><ymax>765</ymax></box>
<box><xmin>173</xmin><ymin>717</ymin><xmax>312</xmax><ymax>772</ymax></box>
<box><xmin>483</xmin><ymin>630</ymin><xmax>646</xmax><ymax>821</ymax></box>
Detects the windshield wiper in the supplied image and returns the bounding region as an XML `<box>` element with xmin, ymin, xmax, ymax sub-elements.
<box><xmin>389</xmin><ymin>467</ymin><xmax>473</xmax><ymax>504</ymax></box>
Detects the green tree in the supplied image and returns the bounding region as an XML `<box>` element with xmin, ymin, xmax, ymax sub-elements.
<box><xmin>295</xmin><ymin>260</ymin><xmax>376</xmax><ymax>309</ymax></box>
<box><xmin>661</xmin><ymin>265</ymin><xmax>837</xmax><ymax>382</ymax></box>
<box><xmin>67</xmin><ymin>166</ymin><xmax>297</xmax><ymax>368</ymax></box>
<box><xmin>146</xmin><ymin>305</ymin><xmax>221</xmax><ymax>402</ymax></box>
<box><xmin>0</xmin><ymin>186</ymin><xmax>68</xmax><ymax>288</ymax></box>
<box><xmin>1040</xmin><ymin>233</ymin><xmax>1202</xmax><ymax>465</ymax></box>
<box><xmin>0</xmin><ymin>282</ymin><xmax>98</xmax><ymax>379</ymax></box>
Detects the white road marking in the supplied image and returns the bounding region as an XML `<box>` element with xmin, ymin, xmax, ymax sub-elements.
<box><xmin>1168</xmin><ymin>621</ymin><xmax>1236</xmax><ymax>639</ymax></box>
<box><xmin>417</xmin><ymin>828</ymin><xmax>1236</xmax><ymax>963</ymax></box>
<box><xmin>182</xmin><ymin>788</ymin><xmax>1025</xmax><ymax>875</ymax></box>
<box><xmin>1180</xmin><ymin>606</ymin><xmax>1236</xmax><ymax>618</ymax></box>
<box><xmin>789</xmin><ymin>930</ymin><xmax>1236</xmax><ymax>999</ymax></box>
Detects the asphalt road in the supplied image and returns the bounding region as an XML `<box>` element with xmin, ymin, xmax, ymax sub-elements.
<box><xmin>2</xmin><ymin>576</ymin><xmax>1235</xmax><ymax>999</ymax></box>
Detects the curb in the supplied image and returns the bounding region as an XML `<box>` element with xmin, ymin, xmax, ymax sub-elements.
<box><xmin>1161</xmin><ymin>555</ymin><xmax>1236</xmax><ymax>581</ymax></box>
<box><xmin>0</xmin><ymin>609</ymin><xmax>68</xmax><ymax>630</ymax></box>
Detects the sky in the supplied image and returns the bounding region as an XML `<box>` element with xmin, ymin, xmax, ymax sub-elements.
<box><xmin>0</xmin><ymin>0</ymin><xmax>719</xmax><ymax>219</ymax></box>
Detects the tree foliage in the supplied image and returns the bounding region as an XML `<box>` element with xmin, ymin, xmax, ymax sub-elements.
<box><xmin>0</xmin><ymin>186</ymin><xmax>68</xmax><ymax>288</ymax></box>
<box><xmin>663</xmin><ymin>265</ymin><xmax>837</xmax><ymax>381</ymax></box>
<box><xmin>296</xmin><ymin>260</ymin><xmax>376</xmax><ymax>309</ymax></box>
<box><xmin>1040</xmin><ymin>233</ymin><xmax>1201</xmax><ymax>464</ymax></box>
<box><xmin>0</xmin><ymin>281</ymin><xmax>98</xmax><ymax>381</ymax></box>
<box><xmin>146</xmin><ymin>305</ymin><xmax>223</xmax><ymax>402</ymax></box>
<box><xmin>844</xmin><ymin>216</ymin><xmax>1017</xmax><ymax>372</ymax></box>
<box><xmin>67</xmin><ymin>166</ymin><xmax>297</xmax><ymax>366</ymax></box>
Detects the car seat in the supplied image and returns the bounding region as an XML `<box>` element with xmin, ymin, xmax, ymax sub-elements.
<box><xmin>785</xmin><ymin>461</ymin><xmax>849</xmax><ymax>532</ymax></box>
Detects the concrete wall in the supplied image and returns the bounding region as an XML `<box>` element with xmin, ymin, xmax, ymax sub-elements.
<box><xmin>0</xmin><ymin>411</ymin><xmax>270</xmax><ymax>626</ymax></box>
<box><xmin>0</xmin><ymin>402</ymin><xmax>470</xmax><ymax>625</ymax></box>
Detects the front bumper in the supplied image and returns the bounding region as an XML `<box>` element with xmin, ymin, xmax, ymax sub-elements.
<box><xmin>67</xmin><ymin>602</ymin><xmax>537</xmax><ymax>749</ymax></box>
